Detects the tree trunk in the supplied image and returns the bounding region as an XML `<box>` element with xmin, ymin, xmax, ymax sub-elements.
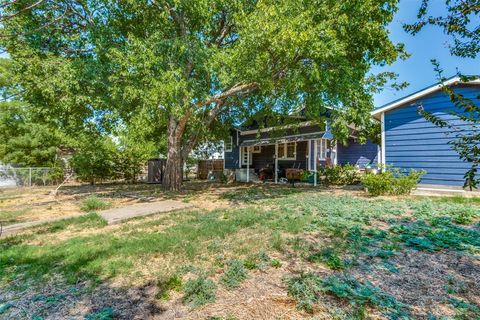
<box><xmin>163</xmin><ymin>117</ymin><xmax>184</xmax><ymax>191</ymax></box>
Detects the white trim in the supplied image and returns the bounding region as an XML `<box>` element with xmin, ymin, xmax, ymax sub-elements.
<box><xmin>333</xmin><ymin>141</ymin><xmax>338</xmax><ymax>165</ymax></box>
<box><xmin>252</xmin><ymin>145</ymin><xmax>261</xmax><ymax>153</ymax></box>
<box><xmin>277</xmin><ymin>142</ymin><xmax>297</xmax><ymax>160</ymax></box>
<box><xmin>238</xmin><ymin>144</ymin><xmax>241</xmax><ymax>168</ymax></box>
<box><xmin>241</xmin><ymin>146</ymin><xmax>252</xmax><ymax>166</ymax></box>
<box><xmin>224</xmin><ymin>136</ymin><xmax>233</xmax><ymax>152</ymax></box>
<box><xmin>246</xmin><ymin>147</ymin><xmax>250</xmax><ymax>182</ymax></box>
<box><xmin>371</xmin><ymin>77</ymin><xmax>480</xmax><ymax>119</ymax></box>
<box><xmin>380</xmin><ymin>112</ymin><xmax>386</xmax><ymax>171</ymax></box>
<box><xmin>307</xmin><ymin>139</ymin><xmax>311</xmax><ymax>170</ymax></box>
<box><xmin>275</xmin><ymin>143</ymin><xmax>278</xmax><ymax>183</ymax></box>
<box><xmin>240</xmin><ymin>121</ymin><xmax>315</xmax><ymax>135</ymax></box>
<box><xmin>316</xmin><ymin>139</ymin><xmax>328</xmax><ymax>160</ymax></box>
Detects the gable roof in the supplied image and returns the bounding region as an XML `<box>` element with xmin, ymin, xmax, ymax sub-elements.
<box><xmin>371</xmin><ymin>76</ymin><xmax>480</xmax><ymax>120</ymax></box>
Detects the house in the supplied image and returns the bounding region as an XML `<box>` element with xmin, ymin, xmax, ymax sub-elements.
<box><xmin>223</xmin><ymin>114</ymin><xmax>378</xmax><ymax>183</ymax></box>
<box><xmin>372</xmin><ymin>76</ymin><xmax>480</xmax><ymax>188</ymax></box>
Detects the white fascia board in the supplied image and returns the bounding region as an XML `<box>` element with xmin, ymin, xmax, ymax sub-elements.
<box><xmin>371</xmin><ymin>76</ymin><xmax>464</xmax><ymax>120</ymax></box>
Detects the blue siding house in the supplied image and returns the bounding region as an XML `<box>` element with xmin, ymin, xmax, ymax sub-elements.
<box><xmin>372</xmin><ymin>76</ymin><xmax>480</xmax><ymax>188</ymax></box>
<box><xmin>223</xmin><ymin>114</ymin><xmax>378</xmax><ymax>183</ymax></box>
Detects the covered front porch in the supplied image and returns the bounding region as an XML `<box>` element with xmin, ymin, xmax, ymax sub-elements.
<box><xmin>238</xmin><ymin>132</ymin><xmax>336</xmax><ymax>185</ymax></box>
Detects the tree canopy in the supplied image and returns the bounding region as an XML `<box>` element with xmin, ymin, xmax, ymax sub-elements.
<box><xmin>1</xmin><ymin>0</ymin><xmax>405</xmax><ymax>190</ymax></box>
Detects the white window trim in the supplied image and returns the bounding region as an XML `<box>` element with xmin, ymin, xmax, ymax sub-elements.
<box><xmin>241</xmin><ymin>146</ymin><xmax>252</xmax><ymax>165</ymax></box>
<box><xmin>252</xmin><ymin>145</ymin><xmax>261</xmax><ymax>153</ymax></box>
<box><xmin>224</xmin><ymin>136</ymin><xmax>233</xmax><ymax>152</ymax></box>
<box><xmin>317</xmin><ymin>139</ymin><xmax>328</xmax><ymax>160</ymax></box>
<box><xmin>277</xmin><ymin>142</ymin><xmax>296</xmax><ymax>161</ymax></box>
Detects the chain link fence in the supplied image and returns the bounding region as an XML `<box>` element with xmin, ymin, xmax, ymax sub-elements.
<box><xmin>0</xmin><ymin>166</ymin><xmax>63</xmax><ymax>188</ymax></box>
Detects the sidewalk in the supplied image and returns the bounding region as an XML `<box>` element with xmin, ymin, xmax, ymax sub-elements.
<box><xmin>1</xmin><ymin>200</ymin><xmax>193</xmax><ymax>237</ymax></box>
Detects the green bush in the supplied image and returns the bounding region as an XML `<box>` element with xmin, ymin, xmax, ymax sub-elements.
<box><xmin>220</xmin><ymin>259</ymin><xmax>248</xmax><ymax>289</ymax></box>
<box><xmin>321</xmin><ymin>275</ymin><xmax>408</xmax><ymax>317</ymax></box>
<box><xmin>156</xmin><ymin>274</ymin><xmax>183</xmax><ymax>300</ymax></box>
<box><xmin>361</xmin><ymin>168</ymin><xmax>425</xmax><ymax>196</ymax></box>
<box><xmin>307</xmin><ymin>247</ymin><xmax>344</xmax><ymax>270</ymax></box>
<box><xmin>286</xmin><ymin>272</ymin><xmax>324</xmax><ymax>313</ymax></box>
<box><xmin>182</xmin><ymin>275</ymin><xmax>217</xmax><ymax>307</ymax></box>
<box><xmin>80</xmin><ymin>195</ymin><xmax>110</xmax><ymax>212</ymax></box>
<box><xmin>321</xmin><ymin>164</ymin><xmax>361</xmax><ymax>186</ymax></box>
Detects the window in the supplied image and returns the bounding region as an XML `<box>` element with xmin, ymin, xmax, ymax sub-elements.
<box><xmin>224</xmin><ymin>136</ymin><xmax>233</xmax><ymax>152</ymax></box>
<box><xmin>277</xmin><ymin>142</ymin><xmax>296</xmax><ymax>160</ymax></box>
<box><xmin>316</xmin><ymin>139</ymin><xmax>328</xmax><ymax>160</ymax></box>
<box><xmin>241</xmin><ymin>147</ymin><xmax>252</xmax><ymax>165</ymax></box>
<box><xmin>252</xmin><ymin>145</ymin><xmax>261</xmax><ymax>153</ymax></box>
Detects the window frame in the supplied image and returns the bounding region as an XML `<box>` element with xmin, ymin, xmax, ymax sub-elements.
<box><xmin>317</xmin><ymin>139</ymin><xmax>328</xmax><ymax>160</ymax></box>
<box><xmin>241</xmin><ymin>146</ymin><xmax>252</xmax><ymax>165</ymax></box>
<box><xmin>224</xmin><ymin>136</ymin><xmax>233</xmax><ymax>152</ymax></box>
<box><xmin>277</xmin><ymin>142</ymin><xmax>296</xmax><ymax>160</ymax></box>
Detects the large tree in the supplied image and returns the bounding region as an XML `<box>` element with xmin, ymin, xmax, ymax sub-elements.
<box><xmin>1</xmin><ymin>0</ymin><xmax>404</xmax><ymax>190</ymax></box>
<box><xmin>404</xmin><ymin>0</ymin><xmax>480</xmax><ymax>190</ymax></box>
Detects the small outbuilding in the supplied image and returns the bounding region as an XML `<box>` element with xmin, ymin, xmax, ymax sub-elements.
<box><xmin>372</xmin><ymin>76</ymin><xmax>480</xmax><ymax>188</ymax></box>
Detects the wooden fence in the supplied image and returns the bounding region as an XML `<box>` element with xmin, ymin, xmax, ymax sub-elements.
<box><xmin>197</xmin><ymin>159</ymin><xmax>224</xmax><ymax>180</ymax></box>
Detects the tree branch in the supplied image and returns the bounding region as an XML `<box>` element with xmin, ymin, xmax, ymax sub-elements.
<box><xmin>196</xmin><ymin>82</ymin><xmax>258</xmax><ymax>108</ymax></box>
<box><xmin>0</xmin><ymin>0</ymin><xmax>44</xmax><ymax>21</ymax></box>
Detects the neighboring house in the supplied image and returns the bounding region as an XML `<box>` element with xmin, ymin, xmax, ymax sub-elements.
<box><xmin>372</xmin><ymin>76</ymin><xmax>480</xmax><ymax>188</ymax></box>
<box><xmin>223</xmin><ymin>114</ymin><xmax>378</xmax><ymax>183</ymax></box>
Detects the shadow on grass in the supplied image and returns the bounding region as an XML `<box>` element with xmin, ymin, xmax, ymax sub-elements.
<box><xmin>1</xmin><ymin>277</ymin><xmax>166</xmax><ymax>319</ymax></box>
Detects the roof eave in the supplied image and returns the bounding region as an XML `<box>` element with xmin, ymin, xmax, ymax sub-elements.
<box><xmin>371</xmin><ymin>76</ymin><xmax>480</xmax><ymax>119</ymax></box>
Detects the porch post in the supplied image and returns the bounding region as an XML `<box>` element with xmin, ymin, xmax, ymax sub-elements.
<box><xmin>274</xmin><ymin>143</ymin><xmax>278</xmax><ymax>183</ymax></box>
<box><xmin>313</xmin><ymin>140</ymin><xmax>317</xmax><ymax>187</ymax></box>
<box><xmin>381</xmin><ymin>113</ymin><xmax>386</xmax><ymax>172</ymax></box>
<box><xmin>246</xmin><ymin>147</ymin><xmax>250</xmax><ymax>183</ymax></box>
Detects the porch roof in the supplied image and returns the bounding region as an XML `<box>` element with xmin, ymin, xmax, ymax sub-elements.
<box><xmin>240</xmin><ymin>132</ymin><xmax>327</xmax><ymax>147</ymax></box>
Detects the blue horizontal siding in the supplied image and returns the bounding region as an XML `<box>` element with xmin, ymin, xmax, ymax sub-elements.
<box><xmin>337</xmin><ymin>139</ymin><xmax>378</xmax><ymax>168</ymax></box>
<box><xmin>224</xmin><ymin>131</ymin><xmax>240</xmax><ymax>169</ymax></box>
<box><xmin>384</xmin><ymin>85</ymin><xmax>479</xmax><ymax>187</ymax></box>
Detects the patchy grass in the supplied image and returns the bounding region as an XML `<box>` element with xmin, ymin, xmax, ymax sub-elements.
<box><xmin>0</xmin><ymin>208</ymin><xmax>32</xmax><ymax>225</ymax></box>
<box><xmin>80</xmin><ymin>195</ymin><xmax>110</xmax><ymax>212</ymax></box>
<box><xmin>182</xmin><ymin>275</ymin><xmax>217</xmax><ymax>307</ymax></box>
<box><xmin>220</xmin><ymin>259</ymin><xmax>248</xmax><ymax>289</ymax></box>
<box><xmin>1</xmin><ymin>185</ymin><xmax>479</xmax><ymax>318</ymax></box>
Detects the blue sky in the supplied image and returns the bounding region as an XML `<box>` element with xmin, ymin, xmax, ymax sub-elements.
<box><xmin>372</xmin><ymin>0</ymin><xmax>480</xmax><ymax>107</ymax></box>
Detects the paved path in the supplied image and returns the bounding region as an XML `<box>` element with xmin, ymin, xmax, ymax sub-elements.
<box><xmin>1</xmin><ymin>200</ymin><xmax>193</xmax><ymax>237</ymax></box>
<box><xmin>98</xmin><ymin>200</ymin><xmax>192</xmax><ymax>224</ymax></box>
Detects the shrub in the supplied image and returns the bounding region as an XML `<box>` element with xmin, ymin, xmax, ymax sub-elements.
<box><xmin>156</xmin><ymin>274</ymin><xmax>183</xmax><ymax>300</ymax></box>
<box><xmin>322</xmin><ymin>164</ymin><xmax>361</xmax><ymax>186</ymax></box>
<box><xmin>286</xmin><ymin>272</ymin><xmax>324</xmax><ymax>313</ymax></box>
<box><xmin>270</xmin><ymin>259</ymin><xmax>282</xmax><ymax>268</ymax></box>
<box><xmin>361</xmin><ymin>168</ymin><xmax>425</xmax><ymax>196</ymax></box>
<box><xmin>321</xmin><ymin>275</ymin><xmax>408</xmax><ymax>317</ymax></box>
<box><xmin>270</xmin><ymin>231</ymin><xmax>285</xmax><ymax>252</ymax></box>
<box><xmin>80</xmin><ymin>195</ymin><xmax>110</xmax><ymax>212</ymax></box>
<box><xmin>182</xmin><ymin>275</ymin><xmax>216</xmax><ymax>307</ymax></box>
<box><xmin>221</xmin><ymin>259</ymin><xmax>248</xmax><ymax>289</ymax></box>
<box><xmin>307</xmin><ymin>247</ymin><xmax>344</xmax><ymax>270</ymax></box>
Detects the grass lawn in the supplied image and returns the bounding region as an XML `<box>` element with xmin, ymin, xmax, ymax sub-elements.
<box><xmin>0</xmin><ymin>185</ymin><xmax>479</xmax><ymax>319</ymax></box>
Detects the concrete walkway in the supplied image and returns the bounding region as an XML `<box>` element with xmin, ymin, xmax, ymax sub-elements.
<box><xmin>1</xmin><ymin>200</ymin><xmax>193</xmax><ymax>237</ymax></box>
<box><xmin>98</xmin><ymin>200</ymin><xmax>192</xmax><ymax>224</ymax></box>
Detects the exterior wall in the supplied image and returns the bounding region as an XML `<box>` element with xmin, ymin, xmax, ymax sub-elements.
<box><xmin>383</xmin><ymin>84</ymin><xmax>479</xmax><ymax>186</ymax></box>
<box><xmin>242</xmin><ymin>141</ymin><xmax>308</xmax><ymax>172</ymax></box>
<box><xmin>224</xmin><ymin>130</ymin><xmax>240</xmax><ymax>169</ymax></box>
<box><xmin>337</xmin><ymin>139</ymin><xmax>378</xmax><ymax>169</ymax></box>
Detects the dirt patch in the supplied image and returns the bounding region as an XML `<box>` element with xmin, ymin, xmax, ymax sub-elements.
<box><xmin>354</xmin><ymin>250</ymin><xmax>480</xmax><ymax>319</ymax></box>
